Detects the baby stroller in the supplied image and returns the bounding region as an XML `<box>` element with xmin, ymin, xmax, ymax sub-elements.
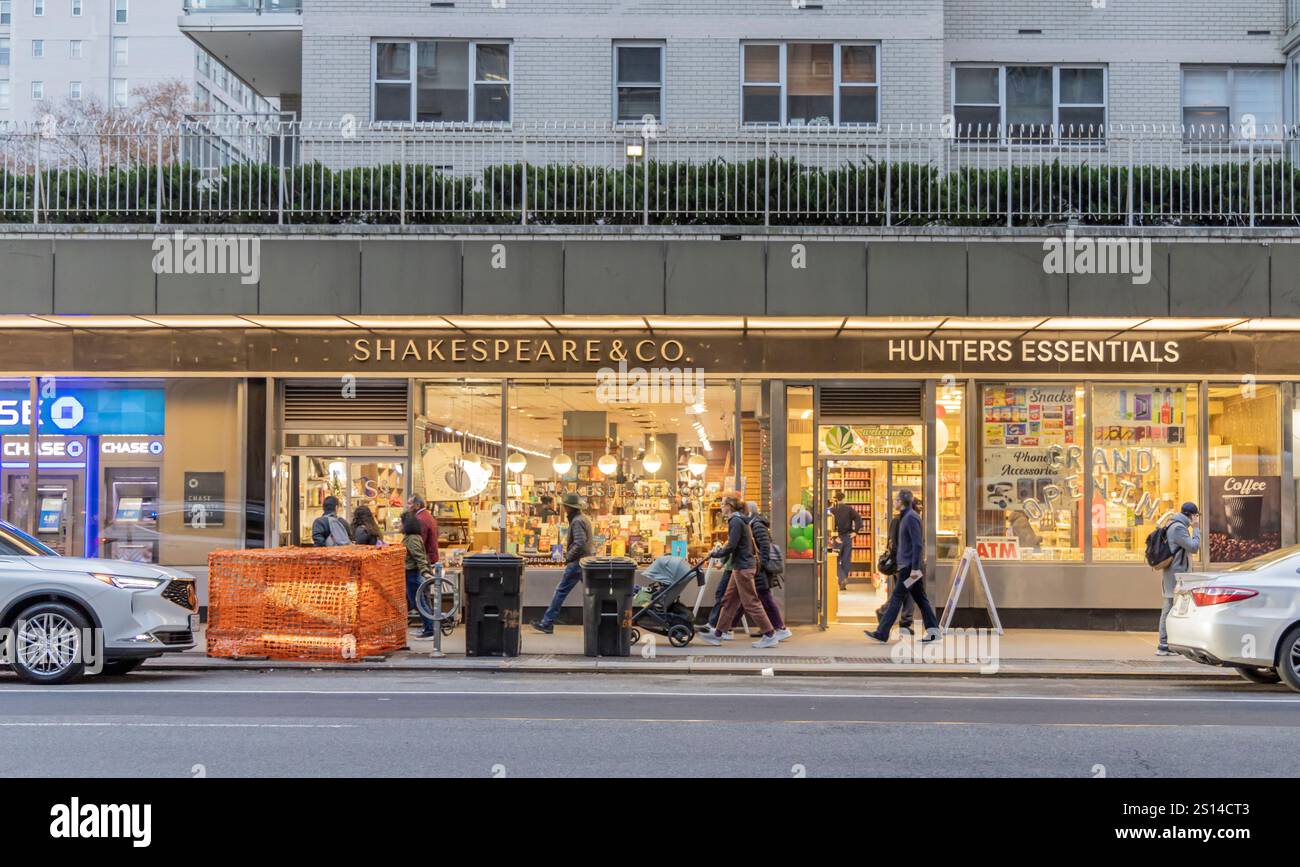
<box><xmin>630</xmin><ymin>556</ymin><xmax>707</xmax><ymax>647</ymax></box>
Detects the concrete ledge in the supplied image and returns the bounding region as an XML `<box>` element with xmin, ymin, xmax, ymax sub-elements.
<box><xmin>141</xmin><ymin>653</ymin><xmax>1236</xmax><ymax>680</ymax></box>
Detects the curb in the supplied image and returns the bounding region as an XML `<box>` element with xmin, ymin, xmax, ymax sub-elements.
<box><xmin>141</xmin><ymin>657</ymin><xmax>1236</xmax><ymax>680</ymax></box>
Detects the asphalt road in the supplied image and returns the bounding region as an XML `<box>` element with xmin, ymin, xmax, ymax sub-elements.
<box><xmin>1</xmin><ymin>669</ymin><xmax>1298</xmax><ymax>777</ymax></box>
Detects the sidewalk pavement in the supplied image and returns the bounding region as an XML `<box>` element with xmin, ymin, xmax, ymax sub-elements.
<box><xmin>144</xmin><ymin>625</ymin><xmax>1236</xmax><ymax>679</ymax></box>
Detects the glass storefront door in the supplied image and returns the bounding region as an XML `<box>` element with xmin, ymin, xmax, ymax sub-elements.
<box><xmin>291</xmin><ymin>455</ymin><xmax>407</xmax><ymax>546</ymax></box>
<box><xmin>819</xmin><ymin>457</ymin><xmax>924</xmax><ymax>625</ymax></box>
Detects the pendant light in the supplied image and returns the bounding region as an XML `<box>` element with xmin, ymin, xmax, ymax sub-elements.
<box><xmin>552</xmin><ymin>452</ymin><xmax>573</xmax><ymax>475</ymax></box>
<box><xmin>687</xmin><ymin>453</ymin><xmax>708</xmax><ymax>476</ymax></box>
<box><xmin>506</xmin><ymin>452</ymin><xmax>527</xmax><ymax>474</ymax></box>
<box><xmin>597</xmin><ymin>453</ymin><xmax>619</xmax><ymax>476</ymax></box>
<box><xmin>642</xmin><ymin>450</ymin><xmax>662</xmax><ymax>474</ymax></box>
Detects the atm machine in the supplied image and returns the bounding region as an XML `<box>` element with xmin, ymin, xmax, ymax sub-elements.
<box><xmin>98</xmin><ymin>437</ymin><xmax>165</xmax><ymax>563</ymax></box>
<box><xmin>0</xmin><ymin>436</ymin><xmax>86</xmax><ymax>556</ymax></box>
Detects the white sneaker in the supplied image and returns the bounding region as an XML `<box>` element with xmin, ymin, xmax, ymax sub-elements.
<box><xmin>752</xmin><ymin>633</ymin><xmax>781</xmax><ymax>649</ymax></box>
<box><xmin>719</xmin><ymin>631</ymin><xmax>735</xmax><ymax>641</ymax></box>
<box><xmin>697</xmin><ymin>631</ymin><xmax>722</xmax><ymax>646</ymax></box>
<box><xmin>774</xmin><ymin>628</ymin><xmax>793</xmax><ymax>641</ymax></box>
<box><xmin>1155</xmin><ymin>647</ymin><xmax>1176</xmax><ymax>657</ymax></box>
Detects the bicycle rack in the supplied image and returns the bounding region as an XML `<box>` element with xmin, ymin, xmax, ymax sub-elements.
<box><xmin>415</xmin><ymin>563</ymin><xmax>462</xmax><ymax>658</ymax></box>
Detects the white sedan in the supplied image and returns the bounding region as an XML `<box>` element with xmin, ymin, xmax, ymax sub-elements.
<box><xmin>1166</xmin><ymin>544</ymin><xmax>1300</xmax><ymax>691</ymax></box>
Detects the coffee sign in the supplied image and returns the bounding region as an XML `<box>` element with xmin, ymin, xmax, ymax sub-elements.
<box><xmin>1207</xmin><ymin>475</ymin><xmax>1280</xmax><ymax>562</ymax></box>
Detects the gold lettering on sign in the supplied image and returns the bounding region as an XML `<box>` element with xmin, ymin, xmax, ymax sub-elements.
<box><xmin>375</xmin><ymin>339</ymin><xmax>396</xmax><ymax>361</ymax></box>
<box><xmin>562</xmin><ymin>340</ymin><xmax>578</xmax><ymax>362</ymax></box>
<box><xmin>536</xmin><ymin>340</ymin><xmax>556</xmax><ymax>362</ymax></box>
<box><xmin>353</xmin><ymin>338</ymin><xmax>371</xmax><ymax>361</ymax></box>
<box><xmin>517</xmin><ymin>339</ymin><xmax>532</xmax><ymax>362</ymax></box>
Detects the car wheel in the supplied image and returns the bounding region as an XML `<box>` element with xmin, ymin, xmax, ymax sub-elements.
<box><xmin>1236</xmin><ymin>667</ymin><xmax>1282</xmax><ymax>685</ymax></box>
<box><xmin>10</xmin><ymin>601</ymin><xmax>90</xmax><ymax>685</ymax></box>
<box><xmin>99</xmin><ymin>659</ymin><xmax>144</xmax><ymax>677</ymax></box>
<box><xmin>1277</xmin><ymin>624</ymin><xmax>1300</xmax><ymax>694</ymax></box>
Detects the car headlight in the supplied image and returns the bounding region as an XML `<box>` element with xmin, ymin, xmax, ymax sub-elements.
<box><xmin>90</xmin><ymin>572</ymin><xmax>166</xmax><ymax>591</ymax></box>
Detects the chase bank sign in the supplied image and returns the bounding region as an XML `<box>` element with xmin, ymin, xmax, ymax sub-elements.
<box><xmin>0</xmin><ymin>388</ymin><xmax>165</xmax><ymax>436</ymax></box>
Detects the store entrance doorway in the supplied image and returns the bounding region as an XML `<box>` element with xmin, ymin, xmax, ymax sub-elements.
<box><xmin>287</xmin><ymin>456</ymin><xmax>408</xmax><ymax>546</ymax></box>
<box><xmin>818</xmin><ymin>456</ymin><xmax>924</xmax><ymax>625</ymax></box>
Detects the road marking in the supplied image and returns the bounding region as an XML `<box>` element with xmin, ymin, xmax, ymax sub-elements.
<box><xmin>0</xmin><ymin>722</ymin><xmax>356</xmax><ymax>728</ymax></box>
<box><xmin>2</xmin><ymin>687</ymin><xmax>1299</xmax><ymax>705</ymax></box>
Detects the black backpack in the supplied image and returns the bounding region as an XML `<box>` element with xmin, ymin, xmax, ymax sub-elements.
<box><xmin>1145</xmin><ymin>523</ymin><xmax>1174</xmax><ymax>570</ymax></box>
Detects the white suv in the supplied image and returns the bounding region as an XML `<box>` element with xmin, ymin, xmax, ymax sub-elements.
<box><xmin>0</xmin><ymin>521</ymin><xmax>198</xmax><ymax>684</ymax></box>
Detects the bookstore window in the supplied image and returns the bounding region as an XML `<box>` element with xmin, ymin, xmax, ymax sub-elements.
<box><xmin>416</xmin><ymin>381</ymin><xmax>503</xmax><ymax>562</ymax></box>
<box><xmin>503</xmin><ymin>380</ymin><xmax>739</xmax><ymax>565</ymax></box>
<box><xmin>977</xmin><ymin>383</ymin><xmax>1085</xmax><ymax>561</ymax></box>
<box><xmin>1091</xmin><ymin>384</ymin><xmax>1199</xmax><ymax>562</ymax></box>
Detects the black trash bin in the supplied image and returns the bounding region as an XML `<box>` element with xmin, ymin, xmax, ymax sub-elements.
<box><xmin>462</xmin><ymin>553</ymin><xmax>525</xmax><ymax>657</ymax></box>
<box><xmin>580</xmin><ymin>556</ymin><xmax>638</xmax><ymax>657</ymax></box>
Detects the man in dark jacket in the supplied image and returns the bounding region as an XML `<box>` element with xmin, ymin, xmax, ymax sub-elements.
<box><xmin>875</xmin><ymin>506</ymin><xmax>915</xmax><ymax>633</ymax></box>
<box><xmin>532</xmin><ymin>492</ymin><xmax>594</xmax><ymax>634</ymax></box>
<box><xmin>865</xmin><ymin>489</ymin><xmax>939</xmax><ymax>643</ymax></box>
<box><xmin>311</xmin><ymin>496</ymin><xmax>351</xmax><ymax>547</ymax></box>
<box><xmin>829</xmin><ymin>491</ymin><xmax>864</xmax><ymax>591</ymax></box>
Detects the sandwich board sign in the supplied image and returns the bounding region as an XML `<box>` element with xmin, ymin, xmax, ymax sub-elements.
<box><xmin>940</xmin><ymin>546</ymin><xmax>1004</xmax><ymax>635</ymax></box>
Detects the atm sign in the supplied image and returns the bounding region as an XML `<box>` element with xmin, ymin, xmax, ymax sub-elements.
<box><xmin>976</xmin><ymin>536</ymin><xmax>1022</xmax><ymax>561</ymax></box>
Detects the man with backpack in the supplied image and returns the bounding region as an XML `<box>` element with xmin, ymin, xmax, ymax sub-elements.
<box><xmin>311</xmin><ymin>496</ymin><xmax>352</xmax><ymax>547</ymax></box>
<box><xmin>1155</xmin><ymin>502</ymin><xmax>1201</xmax><ymax>656</ymax></box>
<box><xmin>723</xmin><ymin>502</ymin><xmax>791</xmax><ymax>641</ymax></box>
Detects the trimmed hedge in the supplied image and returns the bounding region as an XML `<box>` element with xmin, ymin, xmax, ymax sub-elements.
<box><xmin>2</xmin><ymin>157</ymin><xmax>1298</xmax><ymax>226</ymax></box>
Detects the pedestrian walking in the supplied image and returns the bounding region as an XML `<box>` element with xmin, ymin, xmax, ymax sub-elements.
<box><xmin>351</xmin><ymin>504</ymin><xmax>384</xmax><ymax>546</ymax></box>
<box><xmin>1158</xmin><ymin>502</ymin><xmax>1201</xmax><ymax>656</ymax></box>
<box><xmin>874</xmin><ymin>502</ymin><xmax>915</xmax><ymax>634</ymax></box>
<box><xmin>864</xmin><ymin>489</ymin><xmax>939</xmax><ymax>643</ymax></box>
<box><xmin>829</xmin><ymin>491</ymin><xmax>864</xmax><ymax>591</ymax></box>
<box><xmin>401</xmin><ymin>510</ymin><xmax>435</xmax><ymax>639</ymax></box>
<box><xmin>310</xmin><ymin>496</ymin><xmax>351</xmax><ymax>547</ymax></box>
<box><xmin>697</xmin><ymin>493</ymin><xmax>779</xmax><ymax>648</ymax></box>
<box><xmin>727</xmin><ymin>502</ymin><xmax>791</xmax><ymax>641</ymax></box>
<box><xmin>408</xmin><ymin>493</ymin><xmax>440</xmax><ymax>566</ymax></box>
<box><xmin>531</xmin><ymin>493</ymin><xmax>594</xmax><ymax>634</ymax></box>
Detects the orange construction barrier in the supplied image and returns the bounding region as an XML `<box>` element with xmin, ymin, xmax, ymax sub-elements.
<box><xmin>206</xmin><ymin>546</ymin><xmax>407</xmax><ymax>661</ymax></box>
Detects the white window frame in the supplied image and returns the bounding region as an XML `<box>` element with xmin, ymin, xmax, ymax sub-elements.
<box><xmin>951</xmin><ymin>63</ymin><xmax>1108</xmax><ymax>143</ymax></box>
<box><xmin>68</xmin><ymin>80</ymin><xmax>81</xmax><ymax>101</ymax></box>
<box><xmin>33</xmin><ymin>0</ymin><xmax>43</xmax><ymax>16</ymax></box>
<box><xmin>1180</xmin><ymin>64</ymin><xmax>1284</xmax><ymax>141</ymax></box>
<box><xmin>370</xmin><ymin>39</ymin><xmax>513</xmax><ymax>125</ymax></box>
<box><xmin>113</xmin><ymin>36</ymin><xmax>127</xmax><ymax>66</ymax></box>
<box><xmin>31</xmin><ymin>39</ymin><xmax>43</xmax><ymax>59</ymax></box>
<box><xmin>0</xmin><ymin>1</ymin><xmax>10</xmax><ymax>26</ymax></box>
<box><xmin>30</xmin><ymin>80</ymin><xmax>42</xmax><ymax>100</ymax></box>
<box><xmin>112</xmin><ymin>77</ymin><xmax>127</xmax><ymax>108</ymax></box>
<box><xmin>741</xmin><ymin>40</ymin><xmax>881</xmax><ymax>127</ymax></box>
<box><xmin>114</xmin><ymin>0</ymin><xmax>127</xmax><ymax>24</ymax></box>
<box><xmin>69</xmin><ymin>39</ymin><xmax>82</xmax><ymax>59</ymax></box>
<box><xmin>613</xmin><ymin>40</ymin><xmax>665</xmax><ymax>125</ymax></box>
<box><xmin>0</xmin><ymin>39</ymin><xmax>9</xmax><ymax>67</ymax></box>
<box><xmin>71</xmin><ymin>0</ymin><xmax>81</xmax><ymax>15</ymax></box>
<box><xmin>0</xmin><ymin>80</ymin><xmax>10</xmax><ymax>111</ymax></box>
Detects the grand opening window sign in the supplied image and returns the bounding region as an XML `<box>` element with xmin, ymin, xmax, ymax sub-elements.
<box><xmin>0</xmin><ymin>388</ymin><xmax>165</xmax><ymax>436</ymax></box>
